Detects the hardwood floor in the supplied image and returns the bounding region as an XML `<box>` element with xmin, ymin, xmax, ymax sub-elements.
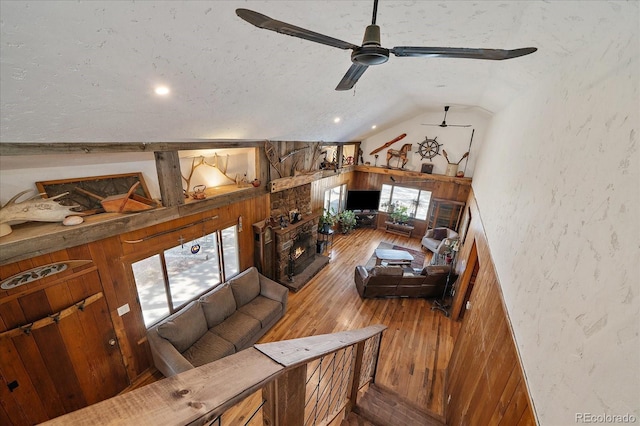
<box><xmin>258</xmin><ymin>228</ymin><xmax>460</xmax><ymax>419</ymax></box>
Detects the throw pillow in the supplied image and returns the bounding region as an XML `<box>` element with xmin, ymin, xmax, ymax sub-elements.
<box><xmin>229</xmin><ymin>267</ymin><xmax>261</xmax><ymax>308</ymax></box>
<box><xmin>432</xmin><ymin>228</ymin><xmax>448</xmax><ymax>240</ymax></box>
<box><xmin>156</xmin><ymin>301</ymin><xmax>208</xmax><ymax>353</ymax></box>
<box><xmin>200</xmin><ymin>284</ymin><xmax>237</xmax><ymax>328</ymax></box>
<box><xmin>424</xmin><ymin>265</ymin><xmax>451</xmax><ymax>275</ymax></box>
<box><xmin>370</xmin><ymin>266</ymin><xmax>403</xmax><ymax>277</ymax></box>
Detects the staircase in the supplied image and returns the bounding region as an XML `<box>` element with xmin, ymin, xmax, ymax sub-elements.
<box><xmin>342</xmin><ymin>384</ymin><xmax>446</xmax><ymax>426</ymax></box>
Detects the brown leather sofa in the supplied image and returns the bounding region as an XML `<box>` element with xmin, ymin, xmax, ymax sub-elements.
<box><xmin>354</xmin><ymin>264</ymin><xmax>452</xmax><ymax>298</ymax></box>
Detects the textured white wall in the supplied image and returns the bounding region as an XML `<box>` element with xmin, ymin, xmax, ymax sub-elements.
<box><xmin>472</xmin><ymin>4</ymin><xmax>639</xmax><ymax>424</ymax></box>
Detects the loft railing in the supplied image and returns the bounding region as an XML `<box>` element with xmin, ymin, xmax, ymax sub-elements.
<box><xmin>42</xmin><ymin>325</ymin><xmax>386</xmax><ymax>426</ymax></box>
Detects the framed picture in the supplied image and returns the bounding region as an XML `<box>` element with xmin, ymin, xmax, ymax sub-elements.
<box><xmin>36</xmin><ymin>172</ymin><xmax>152</xmax><ymax>215</ymax></box>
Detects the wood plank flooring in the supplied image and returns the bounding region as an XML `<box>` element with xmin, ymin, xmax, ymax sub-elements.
<box><xmin>259</xmin><ymin>228</ymin><xmax>460</xmax><ymax>419</ymax></box>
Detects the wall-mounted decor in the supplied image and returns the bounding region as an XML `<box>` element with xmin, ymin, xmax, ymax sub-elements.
<box><xmin>386</xmin><ymin>143</ymin><xmax>412</xmax><ymax>169</ymax></box>
<box><xmin>0</xmin><ymin>191</ymin><xmax>80</xmax><ymax>237</ymax></box>
<box><xmin>0</xmin><ymin>260</ymin><xmax>91</xmax><ymax>290</ymax></box>
<box><xmin>416</xmin><ymin>136</ymin><xmax>442</xmax><ymax>160</ymax></box>
<box><xmin>36</xmin><ymin>172</ymin><xmax>152</xmax><ymax>214</ymax></box>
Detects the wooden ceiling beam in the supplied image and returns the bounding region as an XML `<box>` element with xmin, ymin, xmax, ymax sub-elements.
<box><xmin>0</xmin><ymin>140</ymin><xmax>361</xmax><ymax>156</ymax></box>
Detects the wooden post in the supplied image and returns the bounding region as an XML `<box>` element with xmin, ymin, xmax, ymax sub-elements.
<box><xmin>256</xmin><ymin>145</ymin><xmax>269</xmax><ymax>189</ymax></box>
<box><xmin>262</xmin><ymin>364</ymin><xmax>306</xmax><ymax>426</ymax></box>
<box><xmin>154</xmin><ymin>151</ymin><xmax>184</xmax><ymax>207</ymax></box>
<box><xmin>348</xmin><ymin>340</ymin><xmax>366</xmax><ymax>409</ymax></box>
<box><xmin>336</xmin><ymin>145</ymin><xmax>344</xmax><ymax>170</ymax></box>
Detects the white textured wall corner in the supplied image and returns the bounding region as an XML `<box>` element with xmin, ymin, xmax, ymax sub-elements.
<box><xmin>472</xmin><ymin>4</ymin><xmax>639</xmax><ymax>425</ymax></box>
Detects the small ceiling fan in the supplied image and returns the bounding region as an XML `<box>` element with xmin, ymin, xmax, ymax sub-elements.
<box><xmin>423</xmin><ymin>106</ymin><xmax>471</xmax><ymax>128</ymax></box>
<box><xmin>236</xmin><ymin>0</ymin><xmax>537</xmax><ymax>91</ymax></box>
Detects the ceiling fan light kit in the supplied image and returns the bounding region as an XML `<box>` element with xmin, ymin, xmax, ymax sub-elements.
<box><xmin>236</xmin><ymin>0</ymin><xmax>537</xmax><ymax>91</ymax></box>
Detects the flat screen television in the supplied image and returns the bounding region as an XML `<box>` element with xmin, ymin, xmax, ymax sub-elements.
<box><xmin>346</xmin><ymin>190</ymin><xmax>381</xmax><ymax>211</ymax></box>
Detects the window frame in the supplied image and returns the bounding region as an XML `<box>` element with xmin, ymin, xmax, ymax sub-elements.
<box><xmin>130</xmin><ymin>224</ymin><xmax>240</xmax><ymax>328</ymax></box>
<box><xmin>323</xmin><ymin>183</ymin><xmax>347</xmax><ymax>214</ymax></box>
<box><xmin>378</xmin><ymin>184</ymin><xmax>432</xmax><ymax>221</ymax></box>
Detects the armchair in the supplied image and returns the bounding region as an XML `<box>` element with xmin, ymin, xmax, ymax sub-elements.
<box><xmin>421</xmin><ymin>227</ymin><xmax>459</xmax><ymax>255</ymax></box>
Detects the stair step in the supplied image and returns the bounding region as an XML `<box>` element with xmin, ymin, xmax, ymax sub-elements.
<box><xmin>355</xmin><ymin>384</ymin><xmax>445</xmax><ymax>426</ymax></box>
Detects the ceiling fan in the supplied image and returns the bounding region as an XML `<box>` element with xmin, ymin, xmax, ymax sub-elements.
<box><xmin>235</xmin><ymin>0</ymin><xmax>537</xmax><ymax>91</ymax></box>
<box><xmin>423</xmin><ymin>106</ymin><xmax>471</xmax><ymax>128</ymax></box>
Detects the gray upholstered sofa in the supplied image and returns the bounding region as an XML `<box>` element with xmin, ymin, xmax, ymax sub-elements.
<box><xmin>354</xmin><ymin>264</ymin><xmax>452</xmax><ymax>298</ymax></box>
<box><xmin>147</xmin><ymin>266</ymin><xmax>288</xmax><ymax>377</ymax></box>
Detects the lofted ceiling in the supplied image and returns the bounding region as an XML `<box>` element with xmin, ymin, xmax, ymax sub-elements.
<box><xmin>0</xmin><ymin>0</ymin><xmax>624</xmax><ymax>143</ymax></box>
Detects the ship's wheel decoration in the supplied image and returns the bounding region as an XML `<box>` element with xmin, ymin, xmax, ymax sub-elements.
<box><xmin>416</xmin><ymin>136</ymin><xmax>442</xmax><ymax>160</ymax></box>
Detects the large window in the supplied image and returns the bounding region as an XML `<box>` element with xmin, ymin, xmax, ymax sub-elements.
<box><xmin>324</xmin><ymin>184</ymin><xmax>347</xmax><ymax>213</ymax></box>
<box><xmin>378</xmin><ymin>184</ymin><xmax>432</xmax><ymax>220</ymax></box>
<box><xmin>132</xmin><ymin>224</ymin><xmax>240</xmax><ymax>327</ymax></box>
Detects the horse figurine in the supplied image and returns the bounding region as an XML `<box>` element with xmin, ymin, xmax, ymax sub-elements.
<box><xmin>386</xmin><ymin>143</ymin><xmax>412</xmax><ymax>169</ymax></box>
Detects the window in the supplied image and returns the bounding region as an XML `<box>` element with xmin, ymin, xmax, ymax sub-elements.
<box><xmin>324</xmin><ymin>184</ymin><xmax>347</xmax><ymax>213</ymax></box>
<box><xmin>378</xmin><ymin>184</ymin><xmax>432</xmax><ymax>220</ymax></box>
<box><xmin>132</xmin><ymin>224</ymin><xmax>240</xmax><ymax>327</ymax></box>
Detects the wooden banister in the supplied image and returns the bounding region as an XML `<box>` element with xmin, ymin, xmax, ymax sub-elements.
<box><xmin>42</xmin><ymin>325</ymin><xmax>387</xmax><ymax>426</ymax></box>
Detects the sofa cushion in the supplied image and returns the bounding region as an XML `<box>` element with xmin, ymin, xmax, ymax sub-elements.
<box><xmin>422</xmin><ymin>265</ymin><xmax>451</xmax><ymax>275</ymax></box>
<box><xmin>238</xmin><ymin>295</ymin><xmax>283</xmax><ymax>328</ymax></box>
<box><xmin>229</xmin><ymin>267</ymin><xmax>261</xmax><ymax>308</ymax></box>
<box><xmin>182</xmin><ymin>331</ymin><xmax>236</xmax><ymax>367</ymax></box>
<box><xmin>211</xmin><ymin>311</ymin><xmax>261</xmax><ymax>351</ymax></box>
<box><xmin>432</xmin><ymin>228</ymin><xmax>448</xmax><ymax>240</ymax></box>
<box><xmin>156</xmin><ymin>301</ymin><xmax>208</xmax><ymax>353</ymax></box>
<box><xmin>200</xmin><ymin>284</ymin><xmax>237</xmax><ymax>328</ymax></box>
<box><xmin>370</xmin><ymin>266</ymin><xmax>404</xmax><ymax>277</ymax></box>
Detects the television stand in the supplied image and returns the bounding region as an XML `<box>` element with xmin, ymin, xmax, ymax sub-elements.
<box><xmin>354</xmin><ymin>210</ymin><xmax>378</xmax><ymax>229</ymax></box>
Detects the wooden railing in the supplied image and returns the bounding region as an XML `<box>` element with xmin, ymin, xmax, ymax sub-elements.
<box><xmin>42</xmin><ymin>325</ymin><xmax>386</xmax><ymax>426</ymax></box>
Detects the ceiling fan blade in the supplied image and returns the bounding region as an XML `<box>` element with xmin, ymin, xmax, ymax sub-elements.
<box><xmin>336</xmin><ymin>63</ymin><xmax>369</xmax><ymax>91</ymax></box>
<box><xmin>236</xmin><ymin>9</ymin><xmax>359</xmax><ymax>51</ymax></box>
<box><xmin>391</xmin><ymin>46</ymin><xmax>537</xmax><ymax>60</ymax></box>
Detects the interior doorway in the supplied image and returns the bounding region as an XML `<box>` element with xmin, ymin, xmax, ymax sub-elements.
<box><xmin>451</xmin><ymin>240</ymin><xmax>479</xmax><ymax>320</ymax></box>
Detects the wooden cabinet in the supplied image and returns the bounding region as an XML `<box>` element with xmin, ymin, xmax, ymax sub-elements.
<box><xmin>354</xmin><ymin>211</ymin><xmax>378</xmax><ymax>229</ymax></box>
<box><xmin>427</xmin><ymin>198</ymin><xmax>465</xmax><ymax>231</ymax></box>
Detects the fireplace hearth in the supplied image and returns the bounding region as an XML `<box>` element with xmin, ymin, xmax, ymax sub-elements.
<box><xmin>289</xmin><ymin>231</ymin><xmax>315</xmax><ymax>279</ymax></box>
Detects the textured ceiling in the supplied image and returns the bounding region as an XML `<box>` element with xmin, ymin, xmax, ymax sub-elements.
<box><xmin>0</xmin><ymin>1</ymin><xmax>625</xmax><ymax>143</ymax></box>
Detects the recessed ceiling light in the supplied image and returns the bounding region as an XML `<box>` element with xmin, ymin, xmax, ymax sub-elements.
<box><xmin>371</xmin><ymin>125</ymin><xmax>377</xmax><ymax>129</ymax></box>
<box><xmin>154</xmin><ymin>86</ymin><xmax>170</xmax><ymax>96</ymax></box>
<box><xmin>333</xmin><ymin>117</ymin><xmax>341</xmax><ymax>123</ymax></box>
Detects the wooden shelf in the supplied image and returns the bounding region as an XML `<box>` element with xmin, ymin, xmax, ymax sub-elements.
<box><xmin>0</xmin><ymin>186</ymin><xmax>265</xmax><ymax>266</ymax></box>
<box><xmin>354</xmin><ymin>165</ymin><xmax>472</xmax><ymax>185</ymax></box>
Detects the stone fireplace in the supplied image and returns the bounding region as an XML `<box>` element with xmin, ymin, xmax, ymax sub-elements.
<box><xmin>270</xmin><ymin>183</ymin><xmax>329</xmax><ymax>290</ymax></box>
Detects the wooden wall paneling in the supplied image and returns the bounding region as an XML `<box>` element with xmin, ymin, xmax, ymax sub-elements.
<box><xmin>0</xmin><ymin>337</ymin><xmax>50</xmax><ymax>425</ymax></box>
<box><xmin>9</xmin><ymin>321</ymin><xmax>68</xmax><ymax>419</ymax></box>
<box><xmin>21</xmin><ymin>293</ymin><xmax>89</xmax><ymax>412</ymax></box>
<box><xmin>445</xmin><ymin>190</ymin><xmax>536</xmax><ymax>425</ymax></box>
<box><xmin>89</xmin><ymin>236</ymin><xmax>151</xmax><ymax>380</ymax></box>
<box><xmin>67</xmin><ymin>293</ymin><xmax>129</xmax><ymax>403</ymax></box>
